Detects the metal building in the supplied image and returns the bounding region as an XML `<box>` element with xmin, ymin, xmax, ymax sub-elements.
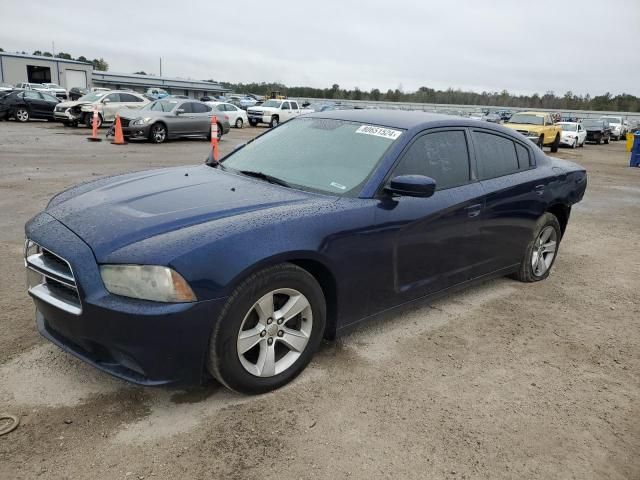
<box><xmin>91</xmin><ymin>71</ymin><xmax>229</xmax><ymax>99</ymax></box>
<box><xmin>0</xmin><ymin>52</ymin><xmax>93</xmax><ymax>89</ymax></box>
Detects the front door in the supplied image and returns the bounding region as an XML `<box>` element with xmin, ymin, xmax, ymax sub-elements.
<box><xmin>370</xmin><ymin>128</ymin><xmax>486</xmax><ymax>312</ymax></box>
<box><xmin>101</xmin><ymin>93</ymin><xmax>121</xmax><ymax>122</ymax></box>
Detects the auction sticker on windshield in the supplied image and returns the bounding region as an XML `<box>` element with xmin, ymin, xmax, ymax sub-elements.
<box><xmin>355</xmin><ymin>125</ymin><xmax>402</xmax><ymax>140</ymax></box>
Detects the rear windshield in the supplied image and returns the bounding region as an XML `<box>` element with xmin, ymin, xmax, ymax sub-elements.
<box><xmin>508</xmin><ymin>114</ymin><xmax>544</xmax><ymax>125</ymax></box>
<box><xmin>559</xmin><ymin>124</ymin><xmax>577</xmax><ymax>132</ymax></box>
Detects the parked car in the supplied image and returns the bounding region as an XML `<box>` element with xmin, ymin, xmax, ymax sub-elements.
<box><xmin>117</xmin><ymin>98</ymin><xmax>230</xmax><ymax>143</ymax></box>
<box><xmin>0</xmin><ymin>82</ymin><xmax>14</xmax><ymax>92</ymax></box>
<box><xmin>54</xmin><ymin>90</ymin><xmax>149</xmax><ymax>127</ymax></box>
<box><xmin>0</xmin><ymin>89</ymin><xmax>59</xmax><ymax>122</ymax></box>
<box><xmin>599</xmin><ymin>116</ymin><xmax>626</xmax><ymax>140</ymax></box>
<box><xmin>226</xmin><ymin>95</ymin><xmax>258</xmax><ymax>109</ymax></box>
<box><xmin>146</xmin><ymin>88</ymin><xmax>169</xmax><ymax>100</ymax></box>
<box><xmin>503</xmin><ymin>111</ymin><xmax>563</xmax><ymax>151</ymax></box>
<box><xmin>68</xmin><ymin>87</ymin><xmax>89</xmax><ymax>101</ymax></box>
<box><xmin>42</xmin><ymin>83</ymin><xmax>68</xmax><ymax>100</ymax></box>
<box><xmin>583</xmin><ymin>119</ymin><xmax>611</xmax><ymax>144</ymax></box>
<box><xmin>15</xmin><ymin>82</ymin><xmax>54</xmax><ymax>94</ymax></box>
<box><xmin>304</xmin><ymin>102</ymin><xmax>336</xmax><ymax>113</ymax></box>
<box><xmin>206</xmin><ymin>101</ymin><xmax>249</xmax><ymax>128</ymax></box>
<box><xmin>483</xmin><ymin>112</ymin><xmax>502</xmax><ymax>123</ymax></box>
<box><xmin>24</xmin><ymin>110</ymin><xmax>587</xmax><ymax>393</ymax></box>
<box><xmin>557</xmin><ymin>122</ymin><xmax>586</xmax><ymax>148</ymax></box>
<box><xmin>247</xmin><ymin>99</ymin><xmax>304</xmax><ymax>127</ymax></box>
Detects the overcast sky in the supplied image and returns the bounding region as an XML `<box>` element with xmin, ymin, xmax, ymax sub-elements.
<box><xmin>1</xmin><ymin>0</ymin><xmax>638</xmax><ymax>96</ymax></box>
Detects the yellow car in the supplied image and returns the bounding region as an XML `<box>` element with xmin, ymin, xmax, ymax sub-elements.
<box><xmin>503</xmin><ymin>111</ymin><xmax>562</xmax><ymax>152</ymax></box>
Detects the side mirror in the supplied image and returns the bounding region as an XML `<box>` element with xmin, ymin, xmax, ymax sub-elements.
<box><xmin>384</xmin><ymin>175</ymin><xmax>436</xmax><ymax>198</ymax></box>
<box><xmin>175</xmin><ymin>108</ymin><xmax>185</xmax><ymax>115</ymax></box>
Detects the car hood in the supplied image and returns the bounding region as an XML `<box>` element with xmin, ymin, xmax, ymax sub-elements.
<box><xmin>45</xmin><ymin>164</ymin><xmax>325</xmax><ymax>261</ymax></box>
<box><xmin>56</xmin><ymin>100</ymin><xmax>94</xmax><ymax>109</ymax></box>
<box><xmin>504</xmin><ymin>123</ymin><xmax>545</xmax><ymax>132</ymax></box>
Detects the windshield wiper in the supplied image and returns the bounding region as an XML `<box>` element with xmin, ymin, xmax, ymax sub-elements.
<box><xmin>239</xmin><ymin>170</ymin><xmax>292</xmax><ymax>188</ymax></box>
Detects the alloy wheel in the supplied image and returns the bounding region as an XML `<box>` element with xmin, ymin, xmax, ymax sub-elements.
<box><xmin>531</xmin><ymin>226</ymin><xmax>558</xmax><ymax>277</ymax></box>
<box><xmin>237</xmin><ymin>288</ymin><xmax>313</xmax><ymax>377</ymax></box>
<box><xmin>16</xmin><ymin>109</ymin><xmax>29</xmax><ymax>122</ymax></box>
<box><xmin>151</xmin><ymin>124</ymin><xmax>166</xmax><ymax>143</ymax></box>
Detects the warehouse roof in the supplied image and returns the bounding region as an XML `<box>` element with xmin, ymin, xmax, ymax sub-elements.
<box><xmin>0</xmin><ymin>52</ymin><xmax>93</xmax><ymax>65</ymax></box>
<box><xmin>92</xmin><ymin>71</ymin><xmax>229</xmax><ymax>91</ymax></box>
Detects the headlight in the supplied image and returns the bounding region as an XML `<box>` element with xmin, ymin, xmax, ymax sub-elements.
<box><xmin>528</xmin><ymin>131</ymin><xmax>540</xmax><ymax>137</ymax></box>
<box><xmin>132</xmin><ymin>117</ymin><xmax>152</xmax><ymax>126</ymax></box>
<box><xmin>100</xmin><ymin>265</ymin><xmax>196</xmax><ymax>303</ymax></box>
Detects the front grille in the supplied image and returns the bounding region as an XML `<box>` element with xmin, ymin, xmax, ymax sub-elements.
<box><xmin>25</xmin><ymin>240</ymin><xmax>82</xmax><ymax>315</ymax></box>
<box><xmin>247</xmin><ymin>110</ymin><xmax>262</xmax><ymax>116</ymax></box>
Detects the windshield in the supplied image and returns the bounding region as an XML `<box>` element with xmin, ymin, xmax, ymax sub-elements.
<box><xmin>600</xmin><ymin>117</ymin><xmax>621</xmax><ymax>124</ymax></box>
<box><xmin>559</xmin><ymin>123</ymin><xmax>577</xmax><ymax>132</ymax></box>
<box><xmin>507</xmin><ymin>114</ymin><xmax>544</xmax><ymax>125</ymax></box>
<box><xmin>583</xmin><ymin>120</ymin><xmax>603</xmax><ymax>128</ymax></box>
<box><xmin>221</xmin><ymin>118</ymin><xmax>403</xmax><ymax>196</ymax></box>
<box><xmin>261</xmin><ymin>100</ymin><xmax>282</xmax><ymax>108</ymax></box>
<box><xmin>44</xmin><ymin>84</ymin><xmax>61</xmax><ymax>89</ymax></box>
<box><xmin>77</xmin><ymin>92</ymin><xmax>107</xmax><ymax>102</ymax></box>
<box><xmin>144</xmin><ymin>100</ymin><xmax>179</xmax><ymax>112</ymax></box>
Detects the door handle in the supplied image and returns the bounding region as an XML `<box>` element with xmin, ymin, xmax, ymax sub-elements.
<box><xmin>534</xmin><ymin>185</ymin><xmax>545</xmax><ymax>196</ymax></box>
<box><xmin>465</xmin><ymin>204</ymin><xmax>482</xmax><ymax>218</ymax></box>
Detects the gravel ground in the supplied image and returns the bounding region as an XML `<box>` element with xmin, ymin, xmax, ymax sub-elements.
<box><xmin>0</xmin><ymin>120</ymin><xmax>639</xmax><ymax>480</ymax></box>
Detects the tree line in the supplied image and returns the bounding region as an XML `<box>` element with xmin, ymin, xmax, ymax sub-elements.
<box><xmin>212</xmin><ymin>81</ymin><xmax>640</xmax><ymax>112</ymax></box>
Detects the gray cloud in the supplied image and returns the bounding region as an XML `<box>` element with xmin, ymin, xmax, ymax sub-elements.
<box><xmin>1</xmin><ymin>0</ymin><xmax>638</xmax><ymax>96</ymax></box>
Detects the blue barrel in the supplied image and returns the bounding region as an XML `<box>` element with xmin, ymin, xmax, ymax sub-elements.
<box><xmin>631</xmin><ymin>134</ymin><xmax>640</xmax><ymax>167</ymax></box>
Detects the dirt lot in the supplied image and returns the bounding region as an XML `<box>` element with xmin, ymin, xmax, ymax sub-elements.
<box><xmin>0</xmin><ymin>119</ymin><xmax>639</xmax><ymax>480</ymax></box>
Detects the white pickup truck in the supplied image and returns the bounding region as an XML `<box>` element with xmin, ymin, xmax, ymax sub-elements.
<box><xmin>247</xmin><ymin>99</ymin><xmax>311</xmax><ymax>127</ymax></box>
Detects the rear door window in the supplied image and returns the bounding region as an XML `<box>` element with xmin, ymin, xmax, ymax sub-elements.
<box><xmin>120</xmin><ymin>93</ymin><xmax>143</xmax><ymax>102</ymax></box>
<box><xmin>472</xmin><ymin>131</ymin><xmax>520</xmax><ymax>179</ymax></box>
<box><xmin>180</xmin><ymin>102</ymin><xmax>194</xmax><ymax>114</ymax></box>
<box><xmin>515</xmin><ymin>143</ymin><xmax>531</xmax><ymax>169</ymax></box>
<box><xmin>192</xmin><ymin>102</ymin><xmax>210</xmax><ymax>113</ymax></box>
<box><xmin>393</xmin><ymin>130</ymin><xmax>471</xmax><ymax>190</ymax></box>
<box><xmin>104</xmin><ymin>93</ymin><xmax>121</xmax><ymax>103</ymax></box>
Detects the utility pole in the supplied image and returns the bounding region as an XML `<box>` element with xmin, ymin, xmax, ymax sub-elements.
<box><xmin>52</xmin><ymin>41</ymin><xmax>55</xmax><ymax>56</ymax></box>
<box><xmin>159</xmin><ymin>57</ymin><xmax>162</xmax><ymax>77</ymax></box>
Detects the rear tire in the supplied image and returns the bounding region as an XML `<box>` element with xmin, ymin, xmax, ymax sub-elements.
<box><xmin>235</xmin><ymin>118</ymin><xmax>243</xmax><ymax>128</ymax></box>
<box><xmin>550</xmin><ymin>133</ymin><xmax>560</xmax><ymax>153</ymax></box>
<box><xmin>206</xmin><ymin>263</ymin><xmax>326</xmax><ymax>394</ymax></box>
<box><xmin>217</xmin><ymin>122</ymin><xmax>223</xmax><ymax>140</ymax></box>
<box><xmin>512</xmin><ymin>213</ymin><xmax>561</xmax><ymax>283</ymax></box>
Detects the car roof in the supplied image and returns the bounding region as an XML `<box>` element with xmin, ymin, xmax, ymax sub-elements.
<box><xmin>306</xmin><ymin>108</ymin><xmax>459</xmax><ymax>129</ymax></box>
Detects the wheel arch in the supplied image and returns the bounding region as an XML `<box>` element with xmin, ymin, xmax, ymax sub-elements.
<box><xmin>224</xmin><ymin>252</ymin><xmax>339</xmax><ymax>340</ymax></box>
<box><xmin>546</xmin><ymin>203</ymin><xmax>571</xmax><ymax>237</ymax></box>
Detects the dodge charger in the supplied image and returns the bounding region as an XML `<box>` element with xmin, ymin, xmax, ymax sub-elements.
<box><xmin>25</xmin><ymin>110</ymin><xmax>587</xmax><ymax>394</ymax></box>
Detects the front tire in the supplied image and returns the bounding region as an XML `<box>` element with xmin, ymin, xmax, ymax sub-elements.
<box><xmin>84</xmin><ymin>113</ymin><xmax>102</xmax><ymax>129</ymax></box>
<box><xmin>207</xmin><ymin>263</ymin><xmax>326</xmax><ymax>394</ymax></box>
<box><xmin>537</xmin><ymin>134</ymin><xmax>544</xmax><ymax>149</ymax></box>
<box><xmin>249</xmin><ymin>119</ymin><xmax>258</xmax><ymax>127</ymax></box>
<box><xmin>571</xmin><ymin>138</ymin><xmax>577</xmax><ymax>149</ymax></box>
<box><xmin>550</xmin><ymin>133</ymin><xmax>560</xmax><ymax>153</ymax></box>
<box><xmin>15</xmin><ymin>108</ymin><xmax>30</xmax><ymax>122</ymax></box>
<box><xmin>604</xmin><ymin>135</ymin><xmax>610</xmax><ymax>144</ymax></box>
<box><xmin>513</xmin><ymin>213</ymin><xmax>561</xmax><ymax>283</ymax></box>
<box><xmin>149</xmin><ymin>122</ymin><xmax>167</xmax><ymax>143</ymax></box>
<box><xmin>269</xmin><ymin>116</ymin><xmax>279</xmax><ymax>128</ymax></box>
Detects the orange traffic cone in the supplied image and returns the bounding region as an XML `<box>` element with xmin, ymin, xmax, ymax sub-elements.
<box><xmin>111</xmin><ymin>115</ymin><xmax>127</xmax><ymax>145</ymax></box>
<box><xmin>210</xmin><ymin>115</ymin><xmax>219</xmax><ymax>161</ymax></box>
<box><xmin>87</xmin><ymin>105</ymin><xmax>102</xmax><ymax>142</ymax></box>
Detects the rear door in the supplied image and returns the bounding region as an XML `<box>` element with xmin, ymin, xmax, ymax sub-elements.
<box><xmin>190</xmin><ymin>102</ymin><xmax>213</xmax><ymax>135</ymax></box>
<box><xmin>471</xmin><ymin>129</ymin><xmax>546</xmax><ymax>275</ymax></box>
<box><xmin>24</xmin><ymin>91</ymin><xmax>47</xmax><ymax>117</ymax></box>
<box><xmin>119</xmin><ymin>93</ymin><xmax>146</xmax><ymax>112</ymax></box>
<box><xmin>371</xmin><ymin>128</ymin><xmax>486</xmax><ymax>312</ymax></box>
<box><xmin>290</xmin><ymin>101</ymin><xmax>301</xmax><ymax>118</ymax></box>
<box><xmin>280</xmin><ymin>101</ymin><xmax>292</xmax><ymax>121</ymax></box>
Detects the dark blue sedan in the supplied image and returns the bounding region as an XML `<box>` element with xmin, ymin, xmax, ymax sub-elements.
<box><xmin>25</xmin><ymin>110</ymin><xmax>587</xmax><ymax>393</ymax></box>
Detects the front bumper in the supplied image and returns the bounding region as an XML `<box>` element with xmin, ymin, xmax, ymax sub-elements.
<box><xmin>248</xmin><ymin>113</ymin><xmax>270</xmax><ymax>124</ymax></box>
<box><xmin>25</xmin><ymin>212</ymin><xmax>227</xmax><ymax>386</ymax></box>
<box><xmin>54</xmin><ymin>109</ymin><xmax>82</xmax><ymax>122</ymax></box>
<box><xmin>121</xmin><ymin>122</ymin><xmax>151</xmax><ymax>139</ymax></box>
<box><xmin>560</xmin><ymin>136</ymin><xmax>577</xmax><ymax>146</ymax></box>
